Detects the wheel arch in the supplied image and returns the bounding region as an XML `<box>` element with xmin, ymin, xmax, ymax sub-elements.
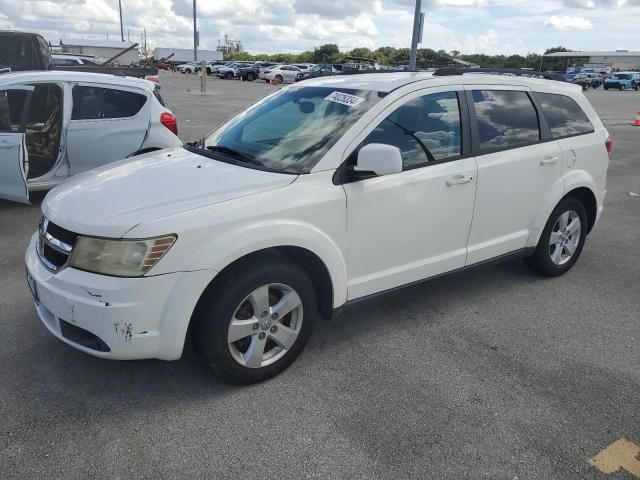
<box><xmin>193</xmin><ymin>246</ymin><xmax>335</xmax><ymax>323</ymax></box>
<box><xmin>563</xmin><ymin>186</ymin><xmax>597</xmax><ymax>234</ymax></box>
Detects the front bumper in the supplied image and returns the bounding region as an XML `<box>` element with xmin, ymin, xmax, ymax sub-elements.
<box><xmin>25</xmin><ymin>233</ymin><xmax>215</xmax><ymax>361</ymax></box>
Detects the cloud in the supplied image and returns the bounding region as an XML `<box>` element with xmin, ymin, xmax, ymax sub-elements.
<box><xmin>545</xmin><ymin>15</ymin><xmax>594</xmax><ymax>29</ymax></box>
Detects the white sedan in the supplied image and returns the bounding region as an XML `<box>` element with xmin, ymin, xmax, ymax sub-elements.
<box><xmin>263</xmin><ymin>65</ymin><xmax>302</xmax><ymax>83</ymax></box>
<box><xmin>0</xmin><ymin>71</ymin><xmax>182</xmax><ymax>203</ymax></box>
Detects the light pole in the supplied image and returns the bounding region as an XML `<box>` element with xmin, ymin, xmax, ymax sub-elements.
<box><xmin>193</xmin><ymin>0</ymin><xmax>198</xmax><ymax>61</ymax></box>
<box><xmin>118</xmin><ymin>0</ymin><xmax>124</xmax><ymax>42</ymax></box>
<box><xmin>409</xmin><ymin>0</ymin><xmax>422</xmax><ymax>71</ymax></box>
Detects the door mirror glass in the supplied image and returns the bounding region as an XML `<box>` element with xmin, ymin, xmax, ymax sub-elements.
<box><xmin>355</xmin><ymin>143</ymin><xmax>403</xmax><ymax>176</ymax></box>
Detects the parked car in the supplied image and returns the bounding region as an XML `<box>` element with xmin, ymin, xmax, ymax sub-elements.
<box><xmin>295</xmin><ymin>64</ymin><xmax>337</xmax><ymax>82</ymax></box>
<box><xmin>581</xmin><ymin>72</ymin><xmax>603</xmax><ymax>89</ymax></box>
<box><xmin>238</xmin><ymin>62</ymin><xmax>277</xmax><ymax>81</ymax></box>
<box><xmin>570</xmin><ymin>74</ymin><xmax>593</xmax><ymax>91</ymax></box>
<box><xmin>217</xmin><ymin>61</ymin><xmax>254</xmax><ymax>79</ymax></box>
<box><xmin>51</xmin><ymin>54</ymin><xmax>104</xmax><ymax>66</ymax></box>
<box><xmin>177</xmin><ymin>62</ymin><xmax>200</xmax><ymax>74</ymax></box>
<box><xmin>206</xmin><ymin>61</ymin><xmax>227</xmax><ymax>75</ymax></box>
<box><xmin>24</xmin><ymin>73</ymin><xmax>610</xmax><ymax>384</ymax></box>
<box><xmin>0</xmin><ymin>71</ymin><xmax>182</xmax><ymax>203</ymax></box>
<box><xmin>259</xmin><ymin>63</ymin><xmax>281</xmax><ymax>80</ymax></box>
<box><xmin>0</xmin><ymin>31</ymin><xmax>51</xmax><ymax>72</ymax></box>
<box><xmin>604</xmin><ymin>72</ymin><xmax>640</xmax><ymax>90</ymax></box>
<box><xmin>263</xmin><ymin>64</ymin><xmax>302</xmax><ymax>83</ymax></box>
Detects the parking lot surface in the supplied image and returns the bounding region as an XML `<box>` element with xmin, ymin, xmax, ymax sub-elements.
<box><xmin>1</xmin><ymin>73</ymin><xmax>638</xmax><ymax>479</ymax></box>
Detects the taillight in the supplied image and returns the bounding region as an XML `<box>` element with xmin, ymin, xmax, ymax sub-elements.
<box><xmin>160</xmin><ymin>112</ymin><xmax>178</xmax><ymax>136</ymax></box>
<box><xmin>145</xmin><ymin>75</ymin><xmax>160</xmax><ymax>84</ymax></box>
<box><xmin>605</xmin><ymin>136</ymin><xmax>612</xmax><ymax>156</ymax></box>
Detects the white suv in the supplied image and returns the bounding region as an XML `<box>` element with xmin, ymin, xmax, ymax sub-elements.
<box><xmin>25</xmin><ymin>72</ymin><xmax>610</xmax><ymax>384</ymax></box>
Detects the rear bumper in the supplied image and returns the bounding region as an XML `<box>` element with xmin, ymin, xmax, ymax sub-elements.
<box><xmin>25</xmin><ymin>233</ymin><xmax>215</xmax><ymax>361</ymax></box>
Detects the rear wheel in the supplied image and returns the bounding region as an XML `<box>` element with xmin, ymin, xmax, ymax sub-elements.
<box><xmin>524</xmin><ymin>198</ymin><xmax>587</xmax><ymax>277</ymax></box>
<box><xmin>193</xmin><ymin>257</ymin><xmax>318</xmax><ymax>385</ymax></box>
<box><xmin>247</xmin><ymin>72</ymin><xmax>255</xmax><ymax>81</ymax></box>
<box><xmin>619</xmin><ymin>84</ymin><xmax>624</xmax><ymax>91</ymax></box>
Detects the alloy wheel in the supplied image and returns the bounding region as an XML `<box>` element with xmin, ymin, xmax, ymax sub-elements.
<box><xmin>549</xmin><ymin>210</ymin><xmax>581</xmax><ymax>265</ymax></box>
<box><xmin>227</xmin><ymin>283</ymin><xmax>303</xmax><ymax>368</ymax></box>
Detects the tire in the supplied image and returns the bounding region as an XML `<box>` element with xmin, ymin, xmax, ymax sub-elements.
<box><xmin>206</xmin><ymin>67</ymin><xmax>212</xmax><ymax>75</ymax></box>
<box><xmin>185</xmin><ymin>68</ymin><xmax>192</xmax><ymax>74</ymax></box>
<box><xmin>247</xmin><ymin>72</ymin><xmax>255</xmax><ymax>81</ymax></box>
<box><xmin>192</xmin><ymin>257</ymin><xmax>318</xmax><ymax>385</ymax></box>
<box><xmin>276</xmin><ymin>74</ymin><xmax>283</xmax><ymax>83</ymax></box>
<box><xmin>619</xmin><ymin>84</ymin><xmax>624</xmax><ymax>91</ymax></box>
<box><xmin>604</xmin><ymin>86</ymin><xmax>608</xmax><ymax>90</ymax></box>
<box><xmin>225</xmin><ymin>72</ymin><xmax>234</xmax><ymax>80</ymax></box>
<box><xmin>523</xmin><ymin>197</ymin><xmax>588</xmax><ymax>277</ymax></box>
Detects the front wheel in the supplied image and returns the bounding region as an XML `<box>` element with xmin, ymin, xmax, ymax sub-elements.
<box><xmin>193</xmin><ymin>258</ymin><xmax>318</xmax><ymax>385</ymax></box>
<box><xmin>225</xmin><ymin>72</ymin><xmax>234</xmax><ymax>79</ymax></box>
<box><xmin>275</xmin><ymin>74</ymin><xmax>284</xmax><ymax>83</ymax></box>
<box><xmin>247</xmin><ymin>72</ymin><xmax>255</xmax><ymax>81</ymax></box>
<box><xmin>619</xmin><ymin>84</ymin><xmax>624</xmax><ymax>91</ymax></box>
<box><xmin>524</xmin><ymin>198</ymin><xmax>587</xmax><ymax>277</ymax></box>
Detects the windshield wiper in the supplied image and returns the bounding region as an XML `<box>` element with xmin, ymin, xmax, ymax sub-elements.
<box><xmin>206</xmin><ymin>145</ymin><xmax>263</xmax><ymax>166</ymax></box>
<box><xmin>188</xmin><ymin>137</ymin><xmax>205</xmax><ymax>148</ymax></box>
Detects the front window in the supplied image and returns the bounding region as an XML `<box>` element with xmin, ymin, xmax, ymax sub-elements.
<box><xmin>611</xmin><ymin>74</ymin><xmax>631</xmax><ymax>80</ymax></box>
<box><xmin>191</xmin><ymin>86</ymin><xmax>383</xmax><ymax>174</ymax></box>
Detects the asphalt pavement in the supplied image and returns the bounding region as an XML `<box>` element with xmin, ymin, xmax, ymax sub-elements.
<box><xmin>0</xmin><ymin>73</ymin><xmax>638</xmax><ymax>479</ymax></box>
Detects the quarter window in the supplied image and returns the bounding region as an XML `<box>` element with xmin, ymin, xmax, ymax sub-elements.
<box><xmin>71</xmin><ymin>86</ymin><xmax>147</xmax><ymax>120</ymax></box>
<box><xmin>472</xmin><ymin>90</ymin><xmax>540</xmax><ymax>152</ymax></box>
<box><xmin>535</xmin><ymin>92</ymin><xmax>594</xmax><ymax>138</ymax></box>
<box><xmin>361</xmin><ymin>91</ymin><xmax>462</xmax><ymax>168</ymax></box>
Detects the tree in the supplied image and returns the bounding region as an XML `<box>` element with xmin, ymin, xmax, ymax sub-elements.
<box><xmin>450</xmin><ymin>50</ymin><xmax>460</xmax><ymax>58</ymax></box>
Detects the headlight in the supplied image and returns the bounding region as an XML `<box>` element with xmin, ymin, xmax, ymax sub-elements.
<box><xmin>69</xmin><ymin>235</ymin><xmax>176</xmax><ymax>277</ymax></box>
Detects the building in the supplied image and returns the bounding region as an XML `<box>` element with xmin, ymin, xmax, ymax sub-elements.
<box><xmin>543</xmin><ymin>50</ymin><xmax>640</xmax><ymax>72</ymax></box>
<box><xmin>59</xmin><ymin>39</ymin><xmax>139</xmax><ymax>65</ymax></box>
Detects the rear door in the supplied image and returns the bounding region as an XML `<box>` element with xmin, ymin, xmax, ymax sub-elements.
<box><xmin>464</xmin><ymin>86</ymin><xmax>563</xmax><ymax>264</ymax></box>
<box><xmin>0</xmin><ymin>85</ymin><xmax>33</xmax><ymax>203</ymax></box>
<box><xmin>65</xmin><ymin>83</ymin><xmax>150</xmax><ymax>175</ymax></box>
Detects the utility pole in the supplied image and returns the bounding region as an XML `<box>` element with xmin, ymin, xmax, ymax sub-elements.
<box><xmin>118</xmin><ymin>0</ymin><xmax>124</xmax><ymax>42</ymax></box>
<box><xmin>409</xmin><ymin>0</ymin><xmax>422</xmax><ymax>71</ymax></box>
<box><xmin>193</xmin><ymin>0</ymin><xmax>198</xmax><ymax>61</ymax></box>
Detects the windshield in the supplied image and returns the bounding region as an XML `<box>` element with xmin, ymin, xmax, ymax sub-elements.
<box><xmin>192</xmin><ymin>86</ymin><xmax>383</xmax><ymax>174</ymax></box>
<box><xmin>612</xmin><ymin>74</ymin><xmax>632</xmax><ymax>80</ymax></box>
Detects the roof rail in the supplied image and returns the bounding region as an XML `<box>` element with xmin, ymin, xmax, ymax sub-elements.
<box><xmin>434</xmin><ymin>68</ymin><xmax>566</xmax><ymax>82</ymax></box>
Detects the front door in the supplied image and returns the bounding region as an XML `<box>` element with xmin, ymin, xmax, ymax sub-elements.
<box><xmin>66</xmin><ymin>83</ymin><xmax>150</xmax><ymax>175</ymax></box>
<box><xmin>0</xmin><ymin>85</ymin><xmax>33</xmax><ymax>203</ymax></box>
<box><xmin>464</xmin><ymin>87</ymin><xmax>563</xmax><ymax>265</ymax></box>
<box><xmin>342</xmin><ymin>87</ymin><xmax>477</xmax><ymax>300</ymax></box>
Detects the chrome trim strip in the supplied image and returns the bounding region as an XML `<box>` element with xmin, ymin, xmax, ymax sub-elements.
<box><xmin>36</xmin><ymin>240</ymin><xmax>60</xmax><ymax>272</ymax></box>
<box><xmin>44</xmin><ymin>232</ymin><xmax>73</xmax><ymax>253</ymax></box>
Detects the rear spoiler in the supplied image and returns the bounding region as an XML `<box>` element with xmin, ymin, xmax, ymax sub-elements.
<box><xmin>434</xmin><ymin>68</ymin><xmax>566</xmax><ymax>82</ymax></box>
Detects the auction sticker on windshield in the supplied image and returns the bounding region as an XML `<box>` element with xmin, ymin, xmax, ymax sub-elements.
<box><xmin>325</xmin><ymin>91</ymin><xmax>365</xmax><ymax>107</ymax></box>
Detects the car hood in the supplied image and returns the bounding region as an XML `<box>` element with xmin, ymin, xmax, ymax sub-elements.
<box><xmin>42</xmin><ymin>147</ymin><xmax>297</xmax><ymax>238</ymax></box>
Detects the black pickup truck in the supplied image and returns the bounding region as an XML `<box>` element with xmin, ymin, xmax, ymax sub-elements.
<box><xmin>0</xmin><ymin>31</ymin><xmax>157</xmax><ymax>78</ymax></box>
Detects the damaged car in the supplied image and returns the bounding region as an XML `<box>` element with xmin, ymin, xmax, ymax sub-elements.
<box><xmin>0</xmin><ymin>71</ymin><xmax>182</xmax><ymax>203</ymax></box>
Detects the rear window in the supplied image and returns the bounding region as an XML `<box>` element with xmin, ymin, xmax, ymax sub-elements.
<box><xmin>535</xmin><ymin>93</ymin><xmax>594</xmax><ymax>139</ymax></box>
<box><xmin>0</xmin><ymin>38</ymin><xmax>32</xmax><ymax>69</ymax></box>
<box><xmin>472</xmin><ymin>90</ymin><xmax>540</xmax><ymax>152</ymax></box>
<box><xmin>71</xmin><ymin>86</ymin><xmax>147</xmax><ymax>120</ymax></box>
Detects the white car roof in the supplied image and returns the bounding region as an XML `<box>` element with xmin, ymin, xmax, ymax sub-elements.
<box><xmin>0</xmin><ymin>70</ymin><xmax>156</xmax><ymax>92</ymax></box>
<box><xmin>296</xmin><ymin>71</ymin><xmax>581</xmax><ymax>94</ymax></box>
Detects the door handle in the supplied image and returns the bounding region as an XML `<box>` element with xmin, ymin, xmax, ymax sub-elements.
<box><xmin>446</xmin><ymin>175</ymin><xmax>473</xmax><ymax>186</ymax></box>
<box><xmin>540</xmin><ymin>156</ymin><xmax>559</xmax><ymax>166</ymax></box>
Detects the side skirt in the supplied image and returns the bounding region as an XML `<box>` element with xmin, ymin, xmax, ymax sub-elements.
<box><xmin>332</xmin><ymin>247</ymin><xmax>536</xmax><ymax>317</ymax></box>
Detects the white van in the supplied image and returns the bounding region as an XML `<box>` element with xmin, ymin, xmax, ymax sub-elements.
<box><xmin>25</xmin><ymin>72</ymin><xmax>610</xmax><ymax>384</ymax></box>
<box><xmin>0</xmin><ymin>71</ymin><xmax>182</xmax><ymax>203</ymax></box>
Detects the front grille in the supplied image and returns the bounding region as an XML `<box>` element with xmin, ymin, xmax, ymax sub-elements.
<box><xmin>59</xmin><ymin>319</ymin><xmax>111</xmax><ymax>352</ymax></box>
<box><xmin>37</xmin><ymin>217</ymin><xmax>79</xmax><ymax>272</ymax></box>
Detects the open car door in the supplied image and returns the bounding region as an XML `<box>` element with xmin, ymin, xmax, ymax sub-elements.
<box><xmin>0</xmin><ymin>85</ymin><xmax>33</xmax><ymax>204</ymax></box>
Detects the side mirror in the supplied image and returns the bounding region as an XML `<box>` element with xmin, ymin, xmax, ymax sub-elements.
<box><xmin>354</xmin><ymin>143</ymin><xmax>403</xmax><ymax>177</ymax></box>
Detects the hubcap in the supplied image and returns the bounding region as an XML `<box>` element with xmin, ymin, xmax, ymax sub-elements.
<box><xmin>227</xmin><ymin>283</ymin><xmax>303</xmax><ymax>368</ymax></box>
<box><xmin>549</xmin><ymin>210</ymin><xmax>581</xmax><ymax>266</ymax></box>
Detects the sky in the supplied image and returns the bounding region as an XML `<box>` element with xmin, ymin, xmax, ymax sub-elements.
<box><xmin>1</xmin><ymin>0</ymin><xmax>639</xmax><ymax>56</ymax></box>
